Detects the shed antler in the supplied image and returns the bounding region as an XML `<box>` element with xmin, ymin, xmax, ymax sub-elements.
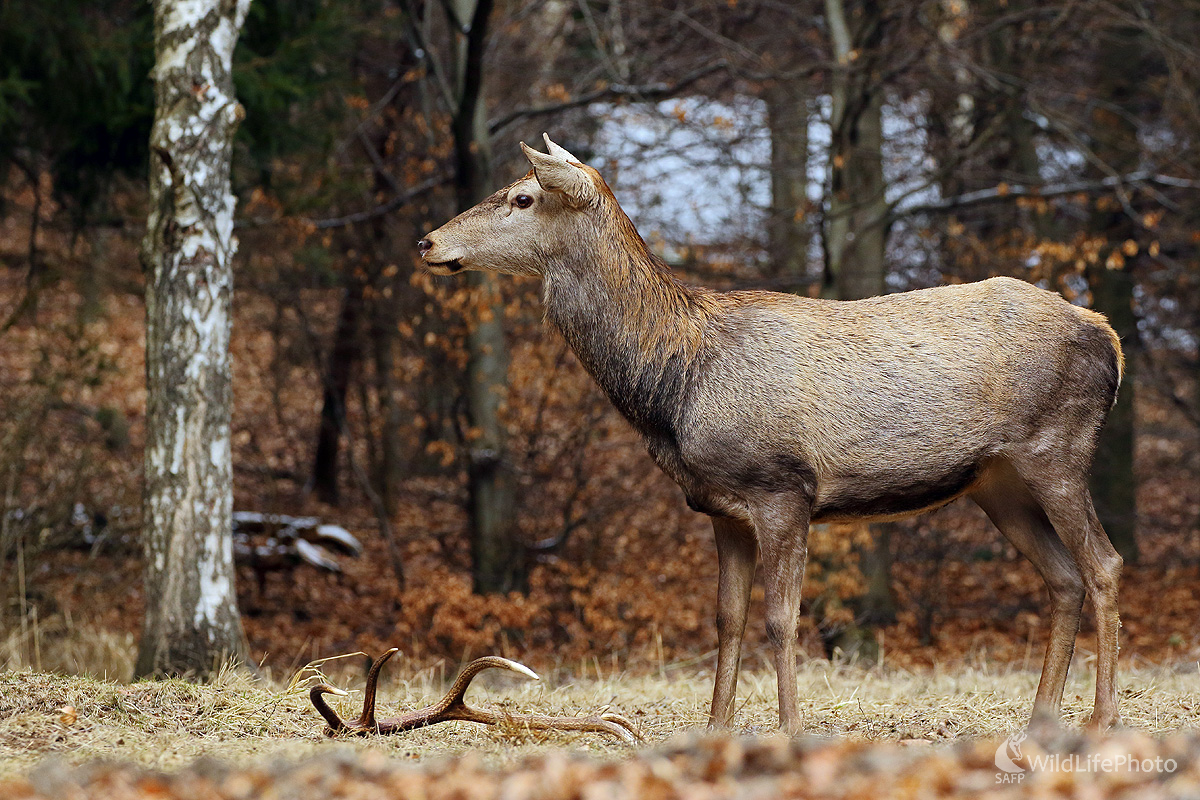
<box><xmin>309</xmin><ymin>648</ymin><xmax>640</xmax><ymax>743</ymax></box>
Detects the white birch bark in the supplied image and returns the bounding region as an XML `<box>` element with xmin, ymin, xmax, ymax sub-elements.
<box><xmin>136</xmin><ymin>0</ymin><xmax>251</xmax><ymax>678</ymax></box>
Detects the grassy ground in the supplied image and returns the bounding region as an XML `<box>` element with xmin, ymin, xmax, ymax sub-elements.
<box><xmin>3</xmin><ymin>651</ymin><xmax>1200</xmax><ymax>779</ymax></box>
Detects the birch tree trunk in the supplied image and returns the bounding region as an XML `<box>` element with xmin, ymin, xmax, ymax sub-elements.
<box><xmin>136</xmin><ymin>0</ymin><xmax>252</xmax><ymax>679</ymax></box>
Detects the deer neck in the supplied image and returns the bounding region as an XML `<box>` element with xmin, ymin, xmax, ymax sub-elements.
<box><xmin>540</xmin><ymin>221</ymin><xmax>707</xmax><ymax>441</ymax></box>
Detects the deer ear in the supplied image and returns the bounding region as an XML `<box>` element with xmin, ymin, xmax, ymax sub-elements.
<box><xmin>542</xmin><ymin>133</ymin><xmax>582</xmax><ymax>164</ymax></box>
<box><xmin>520</xmin><ymin>140</ymin><xmax>598</xmax><ymax>208</ymax></box>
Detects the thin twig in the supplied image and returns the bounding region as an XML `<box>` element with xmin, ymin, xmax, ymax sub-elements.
<box><xmin>307</xmin><ymin>174</ymin><xmax>449</xmax><ymax>230</ymax></box>
<box><xmin>487</xmin><ymin>60</ymin><xmax>729</xmax><ymax>136</ymax></box>
<box><xmin>356</xmin><ymin>130</ymin><xmax>406</xmax><ymax>198</ymax></box>
<box><xmin>890</xmin><ymin>172</ymin><xmax>1200</xmax><ymax>221</ymax></box>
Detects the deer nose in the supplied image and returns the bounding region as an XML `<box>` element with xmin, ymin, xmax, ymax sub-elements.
<box><xmin>417</xmin><ymin>238</ymin><xmax>433</xmax><ymax>255</ymax></box>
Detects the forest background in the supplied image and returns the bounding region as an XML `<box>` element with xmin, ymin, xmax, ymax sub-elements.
<box><xmin>0</xmin><ymin>0</ymin><xmax>1197</xmax><ymax>682</ymax></box>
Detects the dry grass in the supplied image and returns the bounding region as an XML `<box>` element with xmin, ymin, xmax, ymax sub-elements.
<box><xmin>1</xmin><ymin>620</ymin><xmax>137</xmax><ymax>683</ymax></box>
<box><xmin>2</xmin><ymin>649</ymin><xmax>1200</xmax><ymax>780</ymax></box>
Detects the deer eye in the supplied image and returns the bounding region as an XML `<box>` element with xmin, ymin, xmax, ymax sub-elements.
<box><xmin>513</xmin><ymin>194</ymin><xmax>534</xmax><ymax>209</ymax></box>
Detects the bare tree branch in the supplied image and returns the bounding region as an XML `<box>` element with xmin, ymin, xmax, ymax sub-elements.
<box><xmin>890</xmin><ymin>171</ymin><xmax>1200</xmax><ymax>222</ymax></box>
<box><xmin>356</xmin><ymin>129</ymin><xmax>405</xmax><ymax>198</ymax></box>
<box><xmin>307</xmin><ymin>174</ymin><xmax>449</xmax><ymax>230</ymax></box>
<box><xmin>575</xmin><ymin>0</ymin><xmax>626</xmax><ymax>82</ymax></box>
<box><xmin>670</xmin><ymin>9</ymin><xmax>763</xmax><ymax>65</ymax></box>
<box><xmin>487</xmin><ymin>60</ymin><xmax>730</xmax><ymax>136</ymax></box>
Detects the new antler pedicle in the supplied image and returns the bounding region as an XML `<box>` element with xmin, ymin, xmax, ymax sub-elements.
<box><xmin>309</xmin><ymin>648</ymin><xmax>640</xmax><ymax>743</ymax></box>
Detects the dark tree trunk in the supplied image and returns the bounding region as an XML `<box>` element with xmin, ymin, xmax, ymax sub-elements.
<box><xmin>823</xmin><ymin>0</ymin><xmax>896</xmax><ymax>630</ymax></box>
<box><xmin>136</xmin><ymin>0</ymin><xmax>251</xmax><ymax>679</ymax></box>
<box><xmin>823</xmin><ymin>0</ymin><xmax>887</xmax><ymax>302</ymax></box>
<box><xmin>365</xmin><ymin>156</ymin><xmax>405</xmax><ymax>514</ymax></box>
<box><xmin>764</xmin><ymin>80</ymin><xmax>810</xmax><ymax>282</ymax></box>
<box><xmin>450</xmin><ymin>0</ymin><xmax>524</xmax><ymax>594</ymax></box>
<box><xmin>312</xmin><ymin>282</ymin><xmax>363</xmax><ymax>506</ymax></box>
<box><xmin>1085</xmin><ymin>23</ymin><xmax>1146</xmax><ymax>564</ymax></box>
<box><xmin>370</xmin><ymin>284</ymin><xmax>404</xmax><ymax>516</ymax></box>
<box><xmin>1089</xmin><ymin>265</ymin><xmax>1138</xmax><ymax>562</ymax></box>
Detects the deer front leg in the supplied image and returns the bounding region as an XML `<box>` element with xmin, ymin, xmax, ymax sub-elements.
<box><xmin>708</xmin><ymin>516</ymin><xmax>757</xmax><ymax>729</ymax></box>
<box><xmin>753</xmin><ymin>496</ymin><xmax>811</xmax><ymax>735</ymax></box>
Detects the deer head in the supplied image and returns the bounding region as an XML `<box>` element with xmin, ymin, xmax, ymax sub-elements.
<box><xmin>418</xmin><ymin>134</ymin><xmax>610</xmax><ymax>277</ymax></box>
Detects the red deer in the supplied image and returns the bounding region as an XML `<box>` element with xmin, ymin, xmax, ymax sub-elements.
<box><xmin>418</xmin><ymin>134</ymin><xmax>1125</xmax><ymax>734</ymax></box>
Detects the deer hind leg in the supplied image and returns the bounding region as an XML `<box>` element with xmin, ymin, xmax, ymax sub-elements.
<box><xmin>708</xmin><ymin>516</ymin><xmax>758</xmax><ymax>729</ymax></box>
<box><xmin>751</xmin><ymin>496</ymin><xmax>812</xmax><ymax>735</ymax></box>
<box><xmin>971</xmin><ymin>460</ymin><xmax>1085</xmax><ymax>725</ymax></box>
<box><xmin>1071</xmin><ymin>498</ymin><xmax>1122</xmax><ymax>730</ymax></box>
<box><xmin>1009</xmin><ymin>456</ymin><xmax>1123</xmax><ymax>731</ymax></box>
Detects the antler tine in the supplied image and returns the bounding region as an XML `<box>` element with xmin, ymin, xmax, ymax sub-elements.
<box><xmin>442</xmin><ymin>705</ymin><xmax>642</xmax><ymax>743</ymax></box>
<box><xmin>309</xmin><ymin>684</ymin><xmax>351</xmax><ymax>733</ymax></box>
<box><xmin>418</xmin><ymin>657</ymin><xmax>641</xmax><ymax>743</ymax></box>
<box><xmin>601</xmin><ymin>712</ymin><xmax>642</xmax><ymax>741</ymax></box>
<box><xmin>502</xmin><ymin>710</ymin><xmax>642</xmax><ymax>743</ymax></box>
<box><xmin>356</xmin><ymin>647</ymin><xmax>400</xmax><ymax>729</ymax></box>
<box><xmin>438</xmin><ymin>656</ymin><xmax>540</xmax><ymax>709</ymax></box>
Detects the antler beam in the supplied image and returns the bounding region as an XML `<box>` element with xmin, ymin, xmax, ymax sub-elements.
<box><xmin>309</xmin><ymin>648</ymin><xmax>640</xmax><ymax>744</ymax></box>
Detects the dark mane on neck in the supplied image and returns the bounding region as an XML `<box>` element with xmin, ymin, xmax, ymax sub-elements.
<box><xmin>541</xmin><ymin>184</ymin><xmax>711</xmax><ymax>440</ymax></box>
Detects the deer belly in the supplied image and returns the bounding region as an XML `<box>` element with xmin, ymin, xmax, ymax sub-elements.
<box><xmin>811</xmin><ymin>462</ymin><xmax>981</xmax><ymax>522</ymax></box>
